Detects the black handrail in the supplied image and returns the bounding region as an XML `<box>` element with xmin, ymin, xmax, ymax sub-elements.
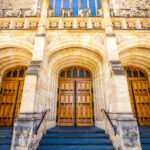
<box><xmin>35</xmin><ymin>109</ymin><xmax>50</xmax><ymax>134</ymax></box>
<box><xmin>101</xmin><ymin>109</ymin><xmax>117</xmax><ymax>135</ymax></box>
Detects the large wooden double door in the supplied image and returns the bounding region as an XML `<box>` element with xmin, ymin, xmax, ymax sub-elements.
<box><xmin>0</xmin><ymin>67</ymin><xmax>26</xmax><ymax>126</ymax></box>
<box><xmin>57</xmin><ymin>67</ymin><xmax>94</xmax><ymax>127</ymax></box>
<box><xmin>125</xmin><ymin>66</ymin><xmax>150</xmax><ymax>126</ymax></box>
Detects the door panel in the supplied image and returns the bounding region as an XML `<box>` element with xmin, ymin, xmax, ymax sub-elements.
<box><xmin>76</xmin><ymin>80</ymin><xmax>94</xmax><ymax>126</ymax></box>
<box><xmin>130</xmin><ymin>80</ymin><xmax>150</xmax><ymax>126</ymax></box>
<box><xmin>57</xmin><ymin>81</ymin><xmax>75</xmax><ymax>126</ymax></box>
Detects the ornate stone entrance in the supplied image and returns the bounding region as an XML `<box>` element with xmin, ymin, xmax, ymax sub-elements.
<box><xmin>57</xmin><ymin>66</ymin><xmax>94</xmax><ymax>127</ymax></box>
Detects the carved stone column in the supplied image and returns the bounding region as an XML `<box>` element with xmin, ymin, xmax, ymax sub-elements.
<box><xmin>101</xmin><ymin>0</ymin><xmax>113</xmax><ymax>33</ymax></box>
<box><xmin>38</xmin><ymin>0</ymin><xmax>50</xmax><ymax>34</ymax></box>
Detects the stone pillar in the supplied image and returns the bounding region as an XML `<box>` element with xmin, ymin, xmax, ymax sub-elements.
<box><xmin>70</xmin><ymin>0</ymin><xmax>72</xmax><ymax>9</ymax></box>
<box><xmin>61</xmin><ymin>0</ymin><xmax>64</xmax><ymax>9</ymax></box>
<box><xmin>87</xmin><ymin>0</ymin><xmax>90</xmax><ymax>9</ymax></box>
<box><xmin>11</xmin><ymin>1</ymin><xmax>56</xmax><ymax>150</ymax></box>
<box><xmin>102</xmin><ymin>34</ymin><xmax>142</xmax><ymax>150</ymax></box>
<box><xmin>101</xmin><ymin>0</ymin><xmax>113</xmax><ymax>33</ymax></box>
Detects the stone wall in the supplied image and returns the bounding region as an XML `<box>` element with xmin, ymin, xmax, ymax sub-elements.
<box><xmin>0</xmin><ymin>0</ymin><xmax>40</xmax><ymax>10</ymax></box>
<box><xmin>110</xmin><ymin>0</ymin><xmax>150</xmax><ymax>17</ymax></box>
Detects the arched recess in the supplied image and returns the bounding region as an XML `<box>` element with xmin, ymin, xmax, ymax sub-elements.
<box><xmin>119</xmin><ymin>44</ymin><xmax>150</xmax><ymax>126</ymax></box>
<box><xmin>0</xmin><ymin>41</ymin><xmax>33</xmax><ymax>126</ymax></box>
<box><xmin>46</xmin><ymin>47</ymin><xmax>105</xmax><ymax>127</ymax></box>
<box><xmin>0</xmin><ymin>66</ymin><xmax>27</xmax><ymax>126</ymax></box>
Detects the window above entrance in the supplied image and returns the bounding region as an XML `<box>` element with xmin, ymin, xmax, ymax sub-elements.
<box><xmin>60</xmin><ymin>66</ymin><xmax>91</xmax><ymax>78</ymax></box>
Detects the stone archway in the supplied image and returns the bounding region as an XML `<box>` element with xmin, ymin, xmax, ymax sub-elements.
<box><xmin>119</xmin><ymin>43</ymin><xmax>150</xmax><ymax>126</ymax></box>
<box><xmin>47</xmin><ymin>46</ymin><xmax>105</xmax><ymax>127</ymax></box>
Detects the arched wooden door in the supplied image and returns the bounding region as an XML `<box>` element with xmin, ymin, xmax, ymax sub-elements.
<box><xmin>125</xmin><ymin>66</ymin><xmax>150</xmax><ymax>126</ymax></box>
<box><xmin>57</xmin><ymin>66</ymin><xmax>94</xmax><ymax>127</ymax></box>
<box><xmin>0</xmin><ymin>66</ymin><xmax>27</xmax><ymax>126</ymax></box>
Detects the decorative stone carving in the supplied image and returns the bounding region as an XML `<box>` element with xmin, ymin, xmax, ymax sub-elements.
<box><xmin>113</xmin><ymin>22</ymin><xmax>122</xmax><ymax>29</ymax></box>
<box><xmin>16</xmin><ymin>22</ymin><xmax>24</xmax><ymax>29</ymax></box>
<box><xmin>93</xmin><ymin>22</ymin><xmax>101</xmax><ymax>29</ymax></box>
<box><xmin>49</xmin><ymin>22</ymin><xmax>58</xmax><ymax>28</ymax></box>
<box><xmin>0</xmin><ymin>21</ymin><xmax>10</xmax><ymax>29</ymax></box>
<box><xmin>79</xmin><ymin>9</ymin><xmax>91</xmax><ymax>17</ymax></box>
<box><xmin>78</xmin><ymin>22</ymin><xmax>87</xmax><ymax>28</ymax></box>
<box><xmin>142</xmin><ymin>22</ymin><xmax>150</xmax><ymax>29</ymax></box>
<box><xmin>5</xmin><ymin>9</ymin><xmax>13</xmax><ymax>17</ymax></box>
<box><xmin>127</xmin><ymin>22</ymin><xmax>136</xmax><ymax>29</ymax></box>
<box><xmin>61</xmin><ymin>9</ymin><xmax>72</xmax><ymax>18</ymax></box>
<box><xmin>29</xmin><ymin>22</ymin><xmax>38</xmax><ymax>29</ymax></box>
<box><xmin>48</xmin><ymin>9</ymin><xmax>54</xmax><ymax>17</ymax></box>
<box><xmin>64</xmin><ymin>22</ymin><xmax>73</xmax><ymax>28</ymax></box>
<box><xmin>96</xmin><ymin>9</ymin><xmax>103</xmax><ymax>17</ymax></box>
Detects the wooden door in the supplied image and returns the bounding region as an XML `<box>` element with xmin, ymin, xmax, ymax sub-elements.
<box><xmin>0</xmin><ymin>67</ymin><xmax>26</xmax><ymax>126</ymax></box>
<box><xmin>76</xmin><ymin>80</ymin><xmax>94</xmax><ymax>126</ymax></box>
<box><xmin>125</xmin><ymin>66</ymin><xmax>150</xmax><ymax>126</ymax></box>
<box><xmin>57</xmin><ymin>80</ymin><xmax>75</xmax><ymax>126</ymax></box>
<box><xmin>57</xmin><ymin>66</ymin><xmax>94</xmax><ymax>127</ymax></box>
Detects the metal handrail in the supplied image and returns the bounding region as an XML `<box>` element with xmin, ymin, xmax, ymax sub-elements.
<box><xmin>101</xmin><ymin>109</ymin><xmax>117</xmax><ymax>135</ymax></box>
<box><xmin>35</xmin><ymin>109</ymin><xmax>50</xmax><ymax>134</ymax></box>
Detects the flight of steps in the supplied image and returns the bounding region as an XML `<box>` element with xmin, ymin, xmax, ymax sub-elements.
<box><xmin>37</xmin><ymin>127</ymin><xmax>115</xmax><ymax>150</ymax></box>
<box><xmin>140</xmin><ymin>127</ymin><xmax>150</xmax><ymax>150</ymax></box>
<box><xmin>0</xmin><ymin>127</ymin><xmax>13</xmax><ymax>150</ymax></box>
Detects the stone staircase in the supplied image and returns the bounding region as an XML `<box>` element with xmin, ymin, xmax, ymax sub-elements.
<box><xmin>0</xmin><ymin>127</ymin><xmax>13</xmax><ymax>150</ymax></box>
<box><xmin>140</xmin><ymin>127</ymin><xmax>150</xmax><ymax>150</ymax></box>
<box><xmin>37</xmin><ymin>127</ymin><xmax>115</xmax><ymax>150</ymax></box>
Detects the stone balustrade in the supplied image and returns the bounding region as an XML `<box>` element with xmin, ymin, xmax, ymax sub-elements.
<box><xmin>112</xmin><ymin>18</ymin><xmax>150</xmax><ymax>30</ymax></box>
<box><xmin>0</xmin><ymin>18</ymin><xmax>39</xmax><ymax>29</ymax></box>
<box><xmin>0</xmin><ymin>17</ymin><xmax>150</xmax><ymax>30</ymax></box>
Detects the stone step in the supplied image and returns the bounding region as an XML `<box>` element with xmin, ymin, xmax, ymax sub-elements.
<box><xmin>37</xmin><ymin>145</ymin><xmax>115</xmax><ymax>150</ymax></box>
<box><xmin>0</xmin><ymin>145</ymin><xmax>10</xmax><ymax>150</ymax></box>
<box><xmin>40</xmin><ymin>138</ymin><xmax>112</xmax><ymax>145</ymax></box>
<box><xmin>43</xmin><ymin>133</ymin><xmax>109</xmax><ymax>139</ymax></box>
<box><xmin>47</xmin><ymin>127</ymin><xmax>105</xmax><ymax>133</ymax></box>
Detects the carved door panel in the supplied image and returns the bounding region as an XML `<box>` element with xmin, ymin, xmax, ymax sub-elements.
<box><xmin>130</xmin><ymin>80</ymin><xmax>150</xmax><ymax>126</ymax></box>
<box><xmin>76</xmin><ymin>80</ymin><xmax>94</xmax><ymax>126</ymax></box>
<box><xmin>57</xmin><ymin>80</ymin><xmax>75</xmax><ymax>126</ymax></box>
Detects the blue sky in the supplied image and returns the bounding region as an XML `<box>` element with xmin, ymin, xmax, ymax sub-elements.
<box><xmin>50</xmin><ymin>0</ymin><xmax>100</xmax><ymax>16</ymax></box>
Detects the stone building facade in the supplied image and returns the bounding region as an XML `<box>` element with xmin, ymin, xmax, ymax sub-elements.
<box><xmin>0</xmin><ymin>0</ymin><xmax>150</xmax><ymax>149</ymax></box>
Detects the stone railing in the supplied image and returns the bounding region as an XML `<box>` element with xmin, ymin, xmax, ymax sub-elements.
<box><xmin>0</xmin><ymin>9</ymin><xmax>40</xmax><ymax>18</ymax></box>
<box><xmin>110</xmin><ymin>9</ymin><xmax>150</xmax><ymax>18</ymax></box>
<box><xmin>0</xmin><ymin>18</ymin><xmax>39</xmax><ymax>29</ymax></box>
<box><xmin>0</xmin><ymin>16</ymin><xmax>150</xmax><ymax>30</ymax></box>
<box><xmin>112</xmin><ymin>18</ymin><xmax>150</xmax><ymax>30</ymax></box>
<box><xmin>46</xmin><ymin>17</ymin><xmax>104</xmax><ymax>29</ymax></box>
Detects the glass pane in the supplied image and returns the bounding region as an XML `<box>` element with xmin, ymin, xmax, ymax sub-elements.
<box><xmin>67</xmin><ymin>71</ymin><xmax>71</xmax><ymax>78</ymax></box>
<box><xmin>60</xmin><ymin>71</ymin><xmax>65</xmax><ymax>78</ymax></box>
<box><xmin>127</xmin><ymin>69</ymin><xmax>132</xmax><ymax>77</ymax></box>
<box><xmin>19</xmin><ymin>69</ymin><xmax>24</xmax><ymax>77</ymax></box>
<box><xmin>73</xmin><ymin>70</ymin><xmax>78</xmax><ymax>78</ymax></box>
<box><xmin>64</xmin><ymin>0</ymin><xmax>69</xmax><ymax>8</ymax></box>
<box><xmin>133</xmin><ymin>70</ymin><xmax>138</xmax><ymax>77</ymax></box>
<box><xmin>86</xmin><ymin>71</ymin><xmax>91</xmax><ymax>78</ymax></box>
<box><xmin>90</xmin><ymin>0</ymin><xmax>96</xmax><ymax>16</ymax></box>
<box><xmin>13</xmin><ymin>71</ymin><xmax>18</xmax><ymax>77</ymax></box>
<box><xmin>79</xmin><ymin>70</ymin><xmax>84</xmax><ymax>78</ymax></box>
<box><xmin>140</xmin><ymin>71</ymin><xmax>145</xmax><ymax>77</ymax></box>
<box><xmin>55</xmin><ymin>0</ymin><xmax>61</xmax><ymax>16</ymax></box>
<box><xmin>81</xmin><ymin>0</ymin><xmax>87</xmax><ymax>9</ymax></box>
<box><xmin>72</xmin><ymin>0</ymin><xmax>78</xmax><ymax>16</ymax></box>
<box><xmin>6</xmin><ymin>71</ymin><xmax>11</xmax><ymax>78</ymax></box>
